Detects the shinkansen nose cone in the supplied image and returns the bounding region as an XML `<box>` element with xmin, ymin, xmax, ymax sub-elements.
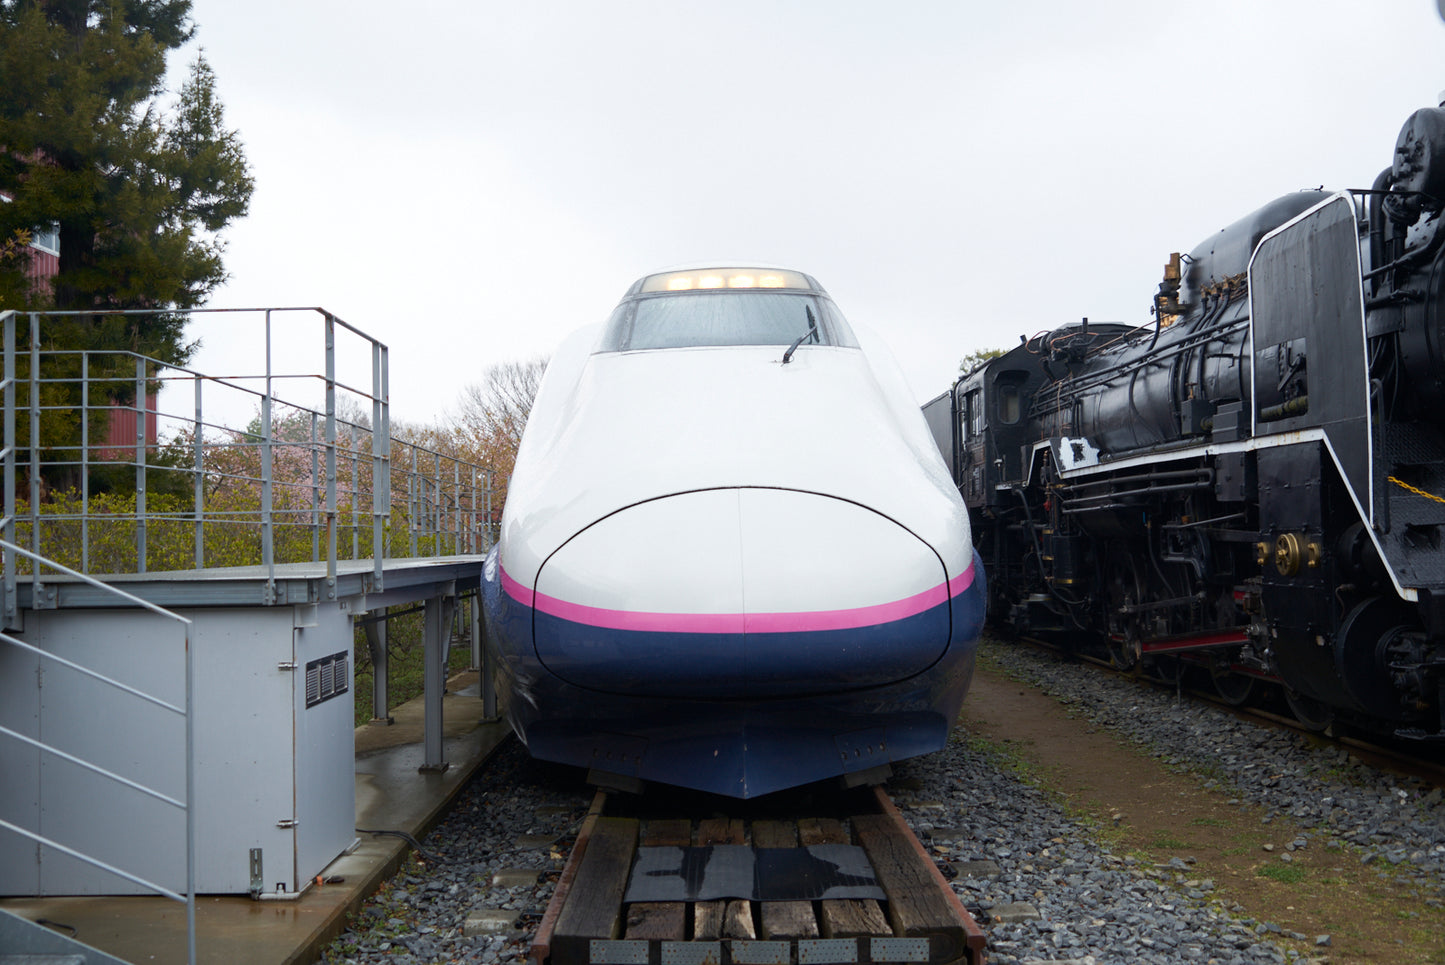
<box><xmin>530</xmin><ymin>488</ymin><xmax>952</xmax><ymax>699</ymax></box>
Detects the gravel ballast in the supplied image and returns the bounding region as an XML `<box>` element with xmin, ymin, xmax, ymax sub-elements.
<box><xmin>320</xmin><ymin>636</ymin><xmax>1443</xmax><ymax>964</ymax></box>
<box><xmin>982</xmin><ymin>638</ymin><xmax>1445</xmax><ymax>889</ymax></box>
<box><xmin>322</xmin><ymin>748</ymin><xmax>593</xmax><ymax>965</ymax></box>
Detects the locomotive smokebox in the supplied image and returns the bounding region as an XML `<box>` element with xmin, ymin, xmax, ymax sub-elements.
<box><xmin>1385</xmin><ymin>108</ymin><xmax>1445</xmax><ymax>420</ymax></box>
<box><xmin>1385</xmin><ymin>108</ymin><xmax>1445</xmax><ymax>226</ymax></box>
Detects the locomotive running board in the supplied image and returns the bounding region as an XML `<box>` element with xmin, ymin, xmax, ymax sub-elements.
<box><xmin>531</xmin><ymin>787</ymin><xmax>987</xmax><ymax>965</ymax></box>
<box><xmin>1139</xmin><ymin>628</ymin><xmax>1250</xmax><ymax>654</ymax></box>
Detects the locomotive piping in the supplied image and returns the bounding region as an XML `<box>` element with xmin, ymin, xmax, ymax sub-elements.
<box><xmin>1369</xmin><ymin>167</ymin><xmax>1393</xmax><ymax>295</ymax></box>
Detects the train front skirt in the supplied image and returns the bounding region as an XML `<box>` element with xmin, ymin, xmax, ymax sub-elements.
<box><xmin>483</xmin><ymin>550</ymin><xmax>985</xmax><ymax>798</ymax></box>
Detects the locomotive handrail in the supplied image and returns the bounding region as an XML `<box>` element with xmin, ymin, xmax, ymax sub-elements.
<box><xmin>1057</xmin><ymin>479</ymin><xmax>1212</xmax><ymax>512</ymax></box>
<box><xmin>1063</xmin><ymin>467</ymin><xmax>1213</xmax><ymax>489</ymax></box>
<box><xmin>1036</xmin><ymin>315</ymin><xmax>1251</xmax><ymax>409</ymax></box>
<box><xmin>1161</xmin><ymin>511</ymin><xmax>1247</xmax><ymax>530</ymax></box>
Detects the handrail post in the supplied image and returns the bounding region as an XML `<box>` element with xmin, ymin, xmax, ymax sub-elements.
<box><xmin>81</xmin><ymin>351</ymin><xmax>90</xmax><ymax>572</ymax></box>
<box><xmin>310</xmin><ymin>412</ymin><xmax>320</xmax><ymax>563</ymax></box>
<box><xmin>350</xmin><ymin>448</ymin><xmax>359</xmax><ymax>561</ymax></box>
<box><xmin>261</xmin><ymin>311</ymin><xmax>275</xmax><ymax>602</ymax></box>
<box><xmin>378</xmin><ymin>344</ymin><xmax>390</xmax><ymax>567</ymax></box>
<box><xmin>370</xmin><ymin>340</ymin><xmax>384</xmax><ymax>586</ymax></box>
<box><xmin>134</xmin><ymin>354</ymin><xmax>147</xmax><ymax>572</ymax></box>
<box><xmin>192</xmin><ymin>374</ymin><xmax>204</xmax><ymax>569</ymax></box>
<box><xmin>324</xmin><ymin>313</ymin><xmax>337</xmax><ymax>594</ymax></box>
<box><xmin>183</xmin><ymin>617</ymin><xmax>196</xmax><ymax>965</ymax></box>
<box><xmin>3</xmin><ymin>311</ymin><xmax>15</xmax><ymax>629</ymax></box>
<box><xmin>28</xmin><ymin>313</ymin><xmax>40</xmax><ymax>578</ymax></box>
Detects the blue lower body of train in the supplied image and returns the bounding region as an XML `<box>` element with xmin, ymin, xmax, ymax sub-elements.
<box><xmin>480</xmin><ymin>547</ymin><xmax>986</xmax><ymax>798</ymax></box>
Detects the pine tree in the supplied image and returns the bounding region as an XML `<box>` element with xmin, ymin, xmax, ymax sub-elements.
<box><xmin>0</xmin><ymin>1</ymin><xmax>253</xmax><ymax>495</ymax></box>
<box><xmin>0</xmin><ymin>0</ymin><xmax>253</xmax><ymax>364</ymax></box>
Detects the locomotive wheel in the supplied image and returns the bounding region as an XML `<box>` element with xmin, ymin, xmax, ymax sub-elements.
<box><xmin>1210</xmin><ymin>665</ymin><xmax>1256</xmax><ymax>706</ymax></box>
<box><xmin>1107</xmin><ymin>634</ymin><xmax>1140</xmax><ymax>671</ymax></box>
<box><xmin>1284</xmin><ymin>688</ymin><xmax>1334</xmax><ymax>732</ymax></box>
<box><xmin>1336</xmin><ymin>596</ymin><xmax>1415</xmax><ymax>721</ymax></box>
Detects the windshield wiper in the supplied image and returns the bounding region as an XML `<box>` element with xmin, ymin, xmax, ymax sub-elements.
<box><xmin>782</xmin><ymin>305</ymin><xmax>819</xmax><ymax>364</ymax></box>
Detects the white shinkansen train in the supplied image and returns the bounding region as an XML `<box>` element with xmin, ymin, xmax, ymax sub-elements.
<box><xmin>481</xmin><ymin>265</ymin><xmax>985</xmax><ymax>798</ymax></box>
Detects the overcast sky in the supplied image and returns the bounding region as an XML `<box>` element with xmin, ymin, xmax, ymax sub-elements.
<box><xmin>173</xmin><ymin>0</ymin><xmax>1445</xmax><ymax>427</ymax></box>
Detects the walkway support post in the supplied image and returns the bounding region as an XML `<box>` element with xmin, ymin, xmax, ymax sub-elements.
<box><xmin>420</xmin><ymin>585</ymin><xmax>455</xmax><ymax>771</ymax></box>
<box><xmin>364</xmin><ymin>612</ymin><xmax>390</xmax><ymax>723</ymax></box>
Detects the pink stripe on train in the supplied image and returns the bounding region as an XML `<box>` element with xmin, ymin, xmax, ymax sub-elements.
<box><xmin>500</xmin><ymin>561</ymin><xmax>975</xmax><ymax>634</ymax></box>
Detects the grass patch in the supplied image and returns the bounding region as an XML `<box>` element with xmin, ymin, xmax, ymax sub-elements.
<box><xmin>959</xmin><ymin>735</ymin><xmax>1036</xmax><ymax>777</ymax></box>
<box><xmin>1257</xmin><ymin>863</ymin><xmax>1307</xmax><ymax>884</ymax></box>
<box><xmin>1189</xmin><ymin>817</ymin><xmax>1229</xmax><ymax>828</ymax></box>
<box><xmin>1152</xmin><ymin>832</ymin><xmax>1189</xmax><ymax>850</ymax></box>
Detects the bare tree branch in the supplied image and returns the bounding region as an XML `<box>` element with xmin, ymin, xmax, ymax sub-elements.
<box><xmin>454</xmin><ymin>355</ymin><xmax>548</xmax><ymax>457</ymax></box>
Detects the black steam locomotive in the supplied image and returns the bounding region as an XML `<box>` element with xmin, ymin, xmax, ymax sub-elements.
<box><xmin>925</xmin><ymin>99</ymin><xmax>1445</xmax><ymax>736</ymax></box>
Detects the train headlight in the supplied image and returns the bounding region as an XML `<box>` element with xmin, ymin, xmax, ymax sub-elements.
<box><xmin>639</xmin><ymin>267</ymin><xmax>816</xmax><ymax>293</ymax></box>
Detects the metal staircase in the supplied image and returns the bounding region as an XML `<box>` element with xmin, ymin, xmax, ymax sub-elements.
<box><xmin>0</xmin><ymin>906</ymin><xmax>131</xmax><ymax>964</ymax></box>
<box><xmin>0</xmin><ymin>541</ymin><xmax>194</xmax><ymax>963</ymax></box>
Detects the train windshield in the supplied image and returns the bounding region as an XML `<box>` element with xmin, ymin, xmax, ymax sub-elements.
<box><xmin>595</xmin><ymin>292</ymin><xmax>858</xmax><ymax>353</ymax></box>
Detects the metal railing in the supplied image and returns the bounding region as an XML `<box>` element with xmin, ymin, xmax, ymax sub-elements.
<box><xmin>1</xmin><ymin>307</ymin><xmax>496</xmax><ymax>626</ymax></box>
<box><xmin>0</xmin><ymin>539</ymin><xmax>196</xmax><ymax>963</ymax></box>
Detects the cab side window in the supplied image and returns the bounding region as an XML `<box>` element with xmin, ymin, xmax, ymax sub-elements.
<box><xmin>960</xmin><ymin>389</ymin><xmax>982</xmax><ymax>443</ymax></box>
<box><xmin>995</xmin><ymin>374</ymin><xmax>1026</xmax><ymax>425</ymax></box>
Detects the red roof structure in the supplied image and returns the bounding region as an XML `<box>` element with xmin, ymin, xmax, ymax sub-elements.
<box><xmin>3</xmin><ymin>192</ymin><xmax>158</xmax><ymax>457</ymax></box>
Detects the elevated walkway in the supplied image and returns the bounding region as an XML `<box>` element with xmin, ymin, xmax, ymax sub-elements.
<box><xmin>18</xmin><ymin>556</ymin><xmax>488</xmax><ymax>611</ymax></box>
<box><xmin>0</xmin><ymin>669</ymin><xmax>510</xmax><ymax>964</ymax></box>
<box><xmin>0</xmin><ymin>307</ymin><xmax>503</xmax><ymax>961</ymax></box>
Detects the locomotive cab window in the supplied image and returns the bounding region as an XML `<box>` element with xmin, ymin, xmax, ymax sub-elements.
<box><xmin>998</xmin><ymin>385</ymin><xmax>1021</xmax><ymax>424</ymax></box>
<box><xmin>994</xmin><ymin>373</ymin><xmax>1026</xmax><ymax>425</ymax></box>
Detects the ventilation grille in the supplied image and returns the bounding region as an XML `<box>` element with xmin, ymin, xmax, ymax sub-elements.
<box><xmin>305</xmin><ymin>651</ymin><xmax>350</xmax><ymax>709</ymax></box>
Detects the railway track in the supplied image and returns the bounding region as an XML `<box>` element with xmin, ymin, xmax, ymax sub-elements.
<box><xmin>529</xmin><ymin>785</ymin><xmax>986</xmax><ymax>965</ymax></box>
<box><xmin>1014</xmin><ymin>633</ymin><xmax>1445</xmax><ymax>786</ymax></box>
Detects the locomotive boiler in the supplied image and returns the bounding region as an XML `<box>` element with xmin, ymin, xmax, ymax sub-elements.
<box><xmin>926</xmin><ymin>99</ymin><xmax>1445</xmax><ymax>735</ymax></box>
